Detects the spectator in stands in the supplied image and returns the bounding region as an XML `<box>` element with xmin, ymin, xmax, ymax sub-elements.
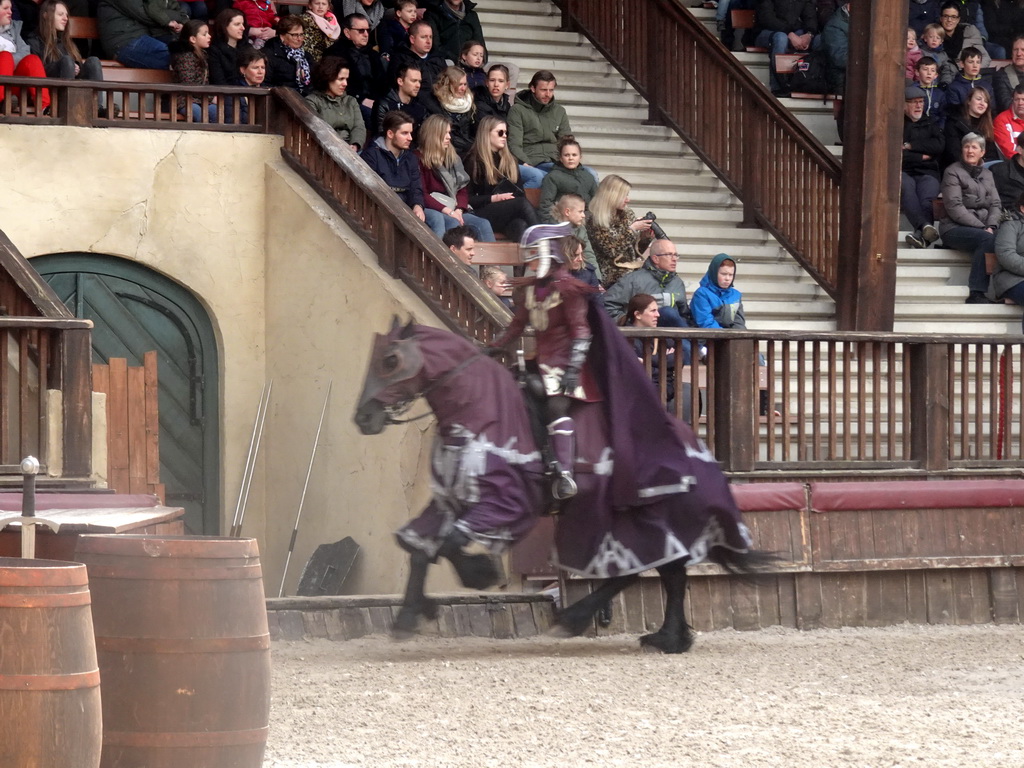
<box><xmin>753</xmin><ymin>0</ymin><xmax>820</xmax><ymax>97</ymax></box>
<box><xmin>473</xmin><ymin>62</ymin><xmax>510</xmax><ymax>122</ymax></box>
<box><xmin>443</xmin><ymin>224</ymin><xmax>476</xmax><ymax>268</ymax></box>
<box><xmin>821</xmin><ymin>1</ymin><xmax>848</xmax><ymax>95</ymax></box>
<box><xmin>916</xmin><ymin>56</ymin><xmax>947</xmax><ymax>127</ymax></box>
<box><xmin>690</xmin><ymin>253</ymin><xmax>748</xmax><ymax>330</ymax></box>
<box><xmin>902</xmin><ymin>85</ymin><xmax>945</xmax><ymax>249</ymax></box>
<box><xmin>208</xmin><ymin>8</ymin><xmax>248</xmax><ymax>85</ymax></box>
<box><xmin>944</xmin><ymin>86</ymin><xmax>999</xmax><ymax>167</ymax></box>
<box><xmin>171</xmin><ymin>19</ymin><xmax>217</xmax><ymax>122</ymax></box>
<box><xmin>989</xmin><ymin>191</ymin><xmax>1024</xmax><ymax>322</ymax></box>
<box><xmin>563</xmin><ymin>234</ymin><xmax>600</xmax><ymax>291</ymax></box>
<box><xmin>480</xmin><ymin>265</ymin><xmax>513</xmax><ymax>309</ymax></box>
<box><xmin>305</xmin><ymin>56</ymin><xmax>365</xmax><ymax>149</ymax></box>
<box><xmin>0</xmin><ymin>0</ymin><xmax>48</xmax><ymax>109</ymax></box>
<box><xmin>940</xmin><ymin>132</ymin><xmax>1002</xmax><ymax>303</ymax></box>
<box><xmin>221</xmin><ymin>46</ymin><xmax>265</xmax><ymax>122</ymax></box>
<box><xmin>507</xmin><ymin>70</ymin><xmax>574</xmax><ymax>188</ymax></box>
<box><xmin>457</xmin><ymin>39</ymin><xmax>485</xmax><ymax>89</ymax></box>
<box><xmin>263</xmin><ymin>15</ymin><xmax>311</xmax><ymax>93</ymax></box>
<box><xmin>98</xmin><ymin>0</ymin><xmax>185</xmax><ymax>68</ymax></box>
<box><xmin>372</xmin><ymin>63</ymin><xmax>424</xmax><ymax>136</ymax></box>
<box><xmin>982</xmin><ymin>1</ymin><xmax>1024</xmax><ymax>64</ymax></box>
<box><xmin>323</xmin><ymin>12</ymin><xmax>385</xmax><ymax>118</ymax></box>
<box><xmin>551</xmin><ymin>193</ymin><xmax>600</xmax><ymax>279</ymax></box>
<box><xmin>937</xmin><ymin>1</ymin><xmax>990</xmax><ymax>75</ymax></box>
<box><xmin>616</xmin><ymin>292</ymin><xmax>685</xmax><ymax>413</ymax></box>
<box><xmin>299</xmin><ymin>0</ymin><xmax>339</xmax><ymax>64</ymax></box>
<box><xmin>586</xmin><ymin>174</ymin><xmax>653</xmax><ymax>287</ymax></box>
<box><xmin>378</xmin><ymin>0</ymin><xmax>416</xmax><ymax>60</ymax></box>
<box><xmin>340</xmin><ymin>0</ymin><xmax>382</xmax><ymax>35</ymax></box>
<box><xmin>387</xmin><ymin>19</ymin><xmax>446</xmax><ymax>91</ymax></box>
<box><xmin>417</xmin><ymin>113</ymin><xmax>496</xmax><ymax>240</ymax></box>
<box><xmin>361</xmin><ymin>110</ymin><xmax>431</xmax><ymax>230</ymax></box>
<box><xmin>233</xmin><ymin>0</ymin><xmax>275</xmax><ymax>47</ymax></box>
<box><xmin>994</xmin><ymin>85</ymin><xmax>1024</xmax><ymax>160</ymax></box>
<box><xmin>993</xmin><ymin>131</ymin><xmax>1024</xmax><ymax>207</ymax></box>
<box><xmin>418</xmin><ymin>65</ymin><xmax>475</xmax><ymax>155</ymax></box>
<box><xmin>944</xmin><ymin>47</ymin><xmax>993</xmax><ymax>114</ymax></box>
<box><xmin>422</xmin><ymin>0</ymin><xmax>484</xmax><ymax>64</ymax></box>
<box><xmin>909</xmin><ymin>0</ymin><xmax>942</xmax><ymax>35</ymax></box>
<box><xmin>27</xmin><ymin>0</ymin><xmax>103</xmax><ymax>81</ymax></box>
<box><xmin>906</xmin><ymin>26</ymin><xmax>924</xmax><ymax>80</ymax></box>
<box><xmin>995</xmin><ymin>35</ymin><xmax>1024</xmax><ymax>114</ymax></box>
<box><xmin>603</xmin><ymin>239</ymin><xmax>693</xmax><ymax>362</ymax></box>
<box><xmin>919</xmin><ymin>22</ymin><xmax>951</xmax><ymax>76</ymax></box>
<box><xmin>464</xmin><ymin>115</ymin><xmax>539</xmax><ymax>242</ymax></box>
<box><xmin>537</xmin><ymin>136</ymin><xmax>597</xmax><ymax>226</ymax></box>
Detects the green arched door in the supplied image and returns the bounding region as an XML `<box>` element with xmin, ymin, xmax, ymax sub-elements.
<box><xmin>32</xmin><ymin>255</ymin><xmax>220</xmax><ymax>535</ymax></box>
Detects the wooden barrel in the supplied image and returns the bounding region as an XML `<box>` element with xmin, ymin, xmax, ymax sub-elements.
<box><xmin>0</xmin><ymin>557</ymin><xmax>102</xmax><ymax>768</ymax></box>
<box><xmin>74</xmin><ymin>535</ymin><xmax>271</xmax><ymax>768</ymax></box>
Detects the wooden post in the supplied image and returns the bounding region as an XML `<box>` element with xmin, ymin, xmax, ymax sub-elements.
<box><xmin>61</xmin><ymin>327</ymin><xmax>93</xmax><ymax>477</ymax></box>
<box><xmin>741</xmin><ymin>108</ymin><xmax>760</xmax><ymax>228</ymax></box>
<box><xmin>713</xmin><ymin>338</ymin><xmax>757</xmax><ymax>471</ymax></box>
<box><xmin>835</xmin><ymin>1</ymin><xmax>906</xmax><ymax>331</ymax></box>
<box><xmin>62</xmin><ymin>84</ymin><xmax>93</xmax><ymax>128</ymax></box>
<box><xmin>908</xmin><ymin>342</ymin><xmax>949</xmax><ymax>471</ymax></box>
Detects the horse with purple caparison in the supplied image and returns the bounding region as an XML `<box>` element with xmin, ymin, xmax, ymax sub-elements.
<box><xmin>354</xmin><ymin>316</ymin><xmax>771</xmax><ymax>652</ymax></box>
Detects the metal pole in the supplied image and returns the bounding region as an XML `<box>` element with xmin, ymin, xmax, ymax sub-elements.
<box><xmin>278</xmin><ymin>381</ymin><xmax>332</xmax><ymax>598</ymax></box>
<box><xmin>20</xmin><ymin>456</ymin><xmax>39</xmax><ymax>559</ymax></box>
<box><xmin>231</xmin><ymin>381</ymin><xmax>272</xmax><ymax>538</ymax></box>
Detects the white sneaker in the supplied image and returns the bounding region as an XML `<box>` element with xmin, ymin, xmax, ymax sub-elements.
<box><xmin>922</xmin><ymin>224</ymin><xmax>939</xmax><ymax>244</ymax></box>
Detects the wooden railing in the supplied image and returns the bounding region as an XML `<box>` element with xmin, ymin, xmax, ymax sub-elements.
<box><xmin>271</xmin><ymin>87</ymin><xmax>511</xmax><ymax>343</ymax></box>
<box><xmin>0</xmin><ymin>318</ymin><xmax>93</xmax><ymax>478</ymax></box>
<box><xmin>624</xmin><ymin>328</ymin><xmax>1024</xmax><ymax>476</ymax></box>
<box><xmin>556</xmin><ymin>0</ymin><xmax>842</xmax><ymax>299</ymax></box>
<box><xmin>0</xmin><ymin>75</ymin><xmax>273</xmax><ymax>132</ymax></box>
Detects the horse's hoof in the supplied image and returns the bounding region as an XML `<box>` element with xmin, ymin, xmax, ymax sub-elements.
<box><xmin>391</xmin><ymin>607</ymin><xmax>420</xmax><ymax>639</ymax></box>
<box><xmin>546</xmin><ymin>622</ymin><xmax>574</xmax><ymax>639</ymax></box>
<box><xmin>454</xmin><ymin>553</ymin><xmax>501</xmax><ymax>590</ymax></box>
<box><xmin>391</xmin><ymin>627</ymin><xmax>416</xmax><ymax>642</ymax></box>
<box><xmin>420</xmin><ymin>597</ymin><xmax>438</xmax><ymax>620</ymax></box>
<box><xmin>549</xmin><ymin>608</ymin><xmax>592</xmax><ymax>638</ymax></box>
<box><xmin>639</xmin><ymin>630</ymin><xmax>694</xmax><ymax>654</ymax></box>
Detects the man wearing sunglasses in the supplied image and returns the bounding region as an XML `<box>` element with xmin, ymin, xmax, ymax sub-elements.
<box><xmin>324</xmin><ymin>12</ymin><xmax>387</xmax><ymax>118</ymax></box>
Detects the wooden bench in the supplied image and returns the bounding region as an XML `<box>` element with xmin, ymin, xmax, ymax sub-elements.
<box><xmin>729</xmin><ymin>9</ymin><xmax>767</xmax><ymax>53</ymax></box>
<box><xmin>100</xmin><ymin>64</ymin><xmax>174</xmax><ymax>84</ymax></box>
<box><xmin>473</xmin><ymin>242</ymin><xmax>521</xmax><ymax>266</ymax></box>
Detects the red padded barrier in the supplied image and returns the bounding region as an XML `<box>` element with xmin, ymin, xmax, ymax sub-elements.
<box><xmin>0</xmin><ymin>493</ymin><xmax>160</xmax><ymax>511</ymax></box>
<box><xmin>809</xmin><ymin>480</ymin><xmax>1024</xmax><ymax>512</ymax></box>
<box><xmin>730</xmin><ymin>483</ymin><xmax>806</xmax><ymax>512</ymax></box>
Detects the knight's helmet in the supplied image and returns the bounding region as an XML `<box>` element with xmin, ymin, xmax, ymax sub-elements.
<box><xmin>520</xmin><ymin>222</ymin><xmax>574</xmax><ymax>279</ymax></box>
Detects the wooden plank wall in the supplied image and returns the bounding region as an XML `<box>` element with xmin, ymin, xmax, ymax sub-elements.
<box><xmin>560</xmin><ymin>498</ymin><xmax>1024</xmax><ymax>636</ymax></box>
<box><xmin>93</xmin><ymin>352</ymin><xmax>164</xmax><ymax>501</ymax></box>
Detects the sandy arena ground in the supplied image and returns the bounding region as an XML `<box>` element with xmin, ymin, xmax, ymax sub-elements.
<box><xmin>264</xmin><ymin>624</ymin><xmax>1024</xmax><ymax>768</ymax></box>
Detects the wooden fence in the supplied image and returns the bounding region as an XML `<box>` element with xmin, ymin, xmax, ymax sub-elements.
<box><xmin>555</xmin><ymin>0</ymin><xmax>842</xmax><ymax>299</ymax></box>
<box><xmin>93</xmin><ymin>352</ymin><xmax>164</xmax><ymax>500</ymax></box>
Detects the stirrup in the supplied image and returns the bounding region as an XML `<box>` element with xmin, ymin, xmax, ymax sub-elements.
<box><xmin>552</xmin><ymin>470</ymin><xmax>577</xmax><ymax>501</ymax></box>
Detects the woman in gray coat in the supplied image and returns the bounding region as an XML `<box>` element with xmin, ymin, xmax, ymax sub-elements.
<box><xmin>990</xmin><ymin>192</ymin><xmax>1024</xmax><ymax>329</ymax></box>
<box><xmin>940</xmin><ymin>132</ymin><xmax>1002</xmax><ymax>303</ymax></box>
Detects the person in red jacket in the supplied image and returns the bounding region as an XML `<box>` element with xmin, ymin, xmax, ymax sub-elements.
<box><xmin>994</xmin><ymin>84</ymin><xmax>1024</xmax><ymax>160</ymax></box>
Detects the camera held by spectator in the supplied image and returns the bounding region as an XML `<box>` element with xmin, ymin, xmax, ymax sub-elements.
<box><xmin>643</xmin><ymin>211</ymin><xmax>669</xmax><ymax>241</ymax></box>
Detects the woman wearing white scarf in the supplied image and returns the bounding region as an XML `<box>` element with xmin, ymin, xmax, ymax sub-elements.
<box><xmin>301</xmin><ymin>0</ymin><xmax>340</xmax><ymax>63</ymax></box>
<box><xmin>419</xmin><ymin>66</ymin><xmax>476</xmax><ymax>156</ymax></box>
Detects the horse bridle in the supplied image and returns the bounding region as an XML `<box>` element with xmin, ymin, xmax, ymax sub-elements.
<box><xmin>383</xmin><ymin>352</ymin><xmax>487</xmax><ymax>424</ymax></box>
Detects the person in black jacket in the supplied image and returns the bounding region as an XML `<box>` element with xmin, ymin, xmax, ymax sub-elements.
<box><xmin>754</xmin><ymin>0</ymin><xmax>819</xmax><ymax>96</ymax></box>
<box><xmin>993</xmin><ymin>132</ymin><xmax>1024</xmax><ymax>209</ymax></box>
<box><xmin>464</xmin><ymin>115</ymin><xmax>539</xmax><ymax>242</ymax></box>
<box><xmin>360</xmin><ymin>110</ymin><xmax>431</xmax><ymax>229</ymax></box>
<box><xmin>207</xmin><ymin>7</ymin><xmax>250</xmax><ymax>85</ymax></box>
<box><xmin>902</xmin><ymin>85</ymin><xmax>946</xmax><ymax>248</ymax></box>
<box><xmin>371</xmin><ymin>62</ymin><xmax>426</xmax><ymax>136</ymax></box>
<box><xmin>263</xmin><ymin>15</ymin><xmax>312</xmax><ymax>93</ymax></box>
<box><xmin>472</xmin><ymin>62</ymin><xmax>510</xmax><ymax>123</ymax></box>
<box><xmin>422</xmin><ymin>0</ymin><xmax>485</xmax><ymax>63</ymax></box>
<box><xmin>417</xmin><ymin>65</ymin><xmax>475</xmax><ymax>156</ymax></box>
<box><xmin>386</xmin><ymin>20</ymin><xmax>447</xmax><ymax>91</ymax></box>
<box><xmin>994</xmin><ymin>35</ymin><xmax>1024</xmax><ymax>114</ymax></box>
<box><xmin>322</xmin><ymin>12</ymin><xmax>386</xmax><ymax>112</ymax></box>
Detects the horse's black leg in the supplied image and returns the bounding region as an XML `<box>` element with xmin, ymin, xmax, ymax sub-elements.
<box><xmin>640</xmin><ymin>558</ymin><xmax>694</xmax><ymax>654</ymax></box>
<box><xmin>551</xmin><ymin>574</ymin><xmax>639</xmax><ymax>637</ymax></box>
<box><xmin>437</xmin><ymin>530</ymin><xmax>502</xmax><ymax>590</ymax></box>
<box><xmin>393</xmin><ymin>550</ymin><xmax>435</xmax><ymax>639</ymax></box>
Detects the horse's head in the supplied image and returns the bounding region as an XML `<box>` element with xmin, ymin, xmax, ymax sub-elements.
<box><xmin>354</xmin><ymin>316</ymin><xmax>426</xmax><ymax>435</ymax></box>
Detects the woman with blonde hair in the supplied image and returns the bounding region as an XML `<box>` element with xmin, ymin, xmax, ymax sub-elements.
<box><xmin>417</xmin><ymin>114</ymin><xmax>496</xmax><ymax>241</ymax></box>
<box><xmin>587</xmin><ymin>174</ymin><xmax>653</xmax><ymax>287</ymax></box>
<box><xmin>420</xmin><ymin>65</ymin><xmax>475</xmax><ymax>156</ymax></box>
<box><xmin>465</xmin><ymin>116</ymin><xmax>539</xmax><ymax>242</ymax></box>
<box><xmin>26</xmin><ymin>0</ymin><xmax>102</xmax><ymax>80</ymax></box>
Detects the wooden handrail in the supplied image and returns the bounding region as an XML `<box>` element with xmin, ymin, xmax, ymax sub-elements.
<box><xmin>556</xmin><ymin>0</ymin><xmax>842</xmax><ymax>299</ymax></box>
<box><xmin>271</xmin><ymin>87</ymin><xmax>512</xmax><ymax>343</ymax></box>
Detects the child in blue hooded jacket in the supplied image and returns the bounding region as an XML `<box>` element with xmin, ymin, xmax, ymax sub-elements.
<box><xmin>690</xmin><ymin>253</ymin><xmax>746</xmax><ymax>329</ymax></box>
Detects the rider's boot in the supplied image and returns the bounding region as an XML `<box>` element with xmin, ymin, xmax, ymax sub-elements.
<box><xmin>548</xmin><ymin>416</ymin><xmax>577</xmax><ymax>500</ymax></box>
